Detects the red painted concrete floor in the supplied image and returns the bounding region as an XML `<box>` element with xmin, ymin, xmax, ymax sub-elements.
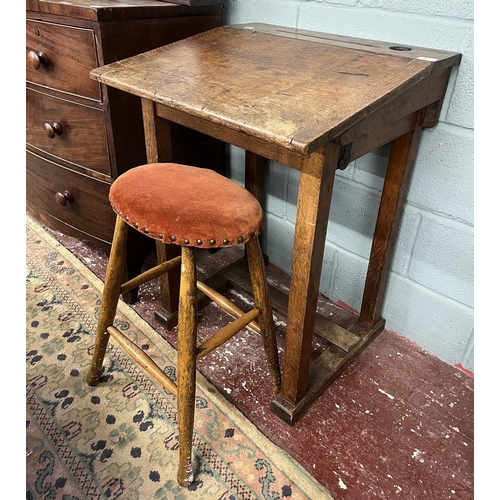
<box><xmin>45</xmin><ymin>226</ymin><xmax>473</xmax><ymax>499</ymax></box>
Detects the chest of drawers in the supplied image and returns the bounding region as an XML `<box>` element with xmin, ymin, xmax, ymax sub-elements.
<box><xmin>26</xmin><ymin>0</ymin><xmax>223</xmax><ymax>297</ymax></box>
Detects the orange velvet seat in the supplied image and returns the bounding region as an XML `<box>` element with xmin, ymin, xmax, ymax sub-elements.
<box><xmin>109</xmin><ymin>163</ymin><xmax>264</xmax><ymax>248</ymax></box>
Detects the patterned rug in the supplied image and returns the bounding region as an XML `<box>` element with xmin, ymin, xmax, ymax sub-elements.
<box><xmin>26</xmin><ymin>215</ymin><xmax>334</xmax><ymax>500</ymax></box>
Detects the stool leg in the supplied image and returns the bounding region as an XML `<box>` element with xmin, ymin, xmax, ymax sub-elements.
<box><xmin>246</xmin><ymin>237</ymin><xmax>282</xmax><ymax>395</ymax></box>
<box><xmin>87</xmin><ymin>217</ymin><xmax>129</xmax><ymax>386</ymax></box>
<box><xmin>177</xmin><ymin>246</ymin><xmax>198</xmax><ymax>487</ymax></box>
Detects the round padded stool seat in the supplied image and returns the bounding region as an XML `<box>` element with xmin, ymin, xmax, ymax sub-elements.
<box><xmin>109</xmin><ymin>163</ymin><xmax>264</xmax><ymax>249</ymax></box>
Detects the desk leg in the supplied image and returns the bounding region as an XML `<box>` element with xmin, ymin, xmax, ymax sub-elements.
<box><xmin>245</xmin><ymin>152</ymin><xmax>267</xmax><ymax>255</ymax></box>
<box><xmin>271</xmin><ymin>143</ymin><xmax>342</xmax><ymax>415</ymax></box>
<box><xmin>359</xmin><ymin>111</ymin><xmax>425</xmax><ymax>326</ymax></box>
<box><xmin>142</xmin><ymin>99</ymin><xmax>182</xmax><ymax>325</ymax></box>
<box><xmin>245</xmin><ymin>151</ymin><xmax>266</xmax><ymax>205</ymax></box>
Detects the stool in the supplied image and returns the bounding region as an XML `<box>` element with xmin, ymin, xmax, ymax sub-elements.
<box><xmin>86</xmin><ymin>162</ymin><xmax>282</xmax><ymax>487</ymax></box>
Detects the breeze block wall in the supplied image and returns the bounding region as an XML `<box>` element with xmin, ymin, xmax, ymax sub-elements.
<box><xmin>220</xmin><ymin>0</ymin><xmax>474</xmax><ymax>373</ymax></box>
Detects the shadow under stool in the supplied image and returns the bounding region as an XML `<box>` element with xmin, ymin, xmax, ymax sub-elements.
<box><xmin>86</xmin><ymin>162</ymin><xmax>282</xmax><ymax>487</ymax></box>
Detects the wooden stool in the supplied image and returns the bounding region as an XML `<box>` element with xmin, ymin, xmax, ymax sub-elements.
<box><xmin>86</xmin><ymin>162</ymin><xmax>282</xmax><ymax>487</ymax></box>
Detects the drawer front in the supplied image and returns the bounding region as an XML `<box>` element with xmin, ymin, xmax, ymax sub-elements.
<box><xmin>27</xmin><ymin>88</ymin><xmax>111</xmax><ymax>176</ymax></box>
<box><xmin>26</xmin><ymin>151</ymin><xmax>116</xmax><ymax>243</ymax></box>
<box><xmin>26</xmin><ymin>19</ymin><xmax>101</xmax><ymax>101</ymax></box>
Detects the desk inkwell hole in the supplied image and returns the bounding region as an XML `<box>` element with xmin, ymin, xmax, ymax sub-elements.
<box><xmin>389</xmin><ymin>46</ymin><xmax>412</xmax><ymax>51</ymax></box>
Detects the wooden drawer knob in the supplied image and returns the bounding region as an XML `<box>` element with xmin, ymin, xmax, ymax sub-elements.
<box><xmin>55</xmin><ymin>190</ymin><xmax>74</xmax><ymax>207</ymax></box>
<box><xmin>28</xmin><ymin>50</ymin><xmax>49</xmax><ymax>70</ymax></box>
<box><xmin>44</xmin><ymin>122</ymin><xmax>63</xmax><ymax>139</ymax></box>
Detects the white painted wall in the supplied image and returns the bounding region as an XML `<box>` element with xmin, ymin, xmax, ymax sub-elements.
<box><xmin>220</xmin><ymin>0</ymin><xmax>474</xmax><ymax>372</ymax></box>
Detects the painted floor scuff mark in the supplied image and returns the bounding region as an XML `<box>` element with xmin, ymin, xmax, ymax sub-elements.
<box><xmin>378</xmin><ymin>388</ymin><xmax>395</xmax><ymax>400</ymax></box>
<box><xmin>412</xmin><ymin>449</ymin><xmax>425</xmax><ymax>463</ymax></box>
<box><xmin>229</xmin><ymin>289</ymin><xmax>254</xmax><ymax>306</ymax></box>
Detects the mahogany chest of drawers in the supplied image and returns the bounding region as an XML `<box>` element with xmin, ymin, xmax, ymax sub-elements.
<box><xmin>26</xmin><ymin>0</ymin><xmax>223</xmax><ymax>290</ymax></box>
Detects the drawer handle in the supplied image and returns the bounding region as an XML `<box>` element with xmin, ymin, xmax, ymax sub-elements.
<box><xmin>44</xmin><ymin>122</ymin><xmax>63</xmax><ymax>139</ymax></box>
<box><xmin>28</xmin><ymin>50</ymin><xmax>49</xmax><ymax>70</ymax></box>
<box><xmin>55</xmin><ymin>190</ymin><xmax>74</xmax><ymax>207</ymax></box>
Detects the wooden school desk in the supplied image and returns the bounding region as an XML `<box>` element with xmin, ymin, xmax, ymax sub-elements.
<box><xmin>90</xmin><ymin>23</ymin><xmax>461</xmax><ymax>424</ymax></box>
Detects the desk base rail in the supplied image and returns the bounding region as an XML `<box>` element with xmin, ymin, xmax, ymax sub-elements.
<box><xmin>218</xmin><ymin>257</ymin><xmax>386</xmax><ymax>424</ymax></box>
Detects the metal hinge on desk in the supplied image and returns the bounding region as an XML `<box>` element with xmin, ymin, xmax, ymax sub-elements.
<box><xmin>338</xmin><ymin>143</ymin><xmax>352</xmax><ymax>170</ymax></box>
